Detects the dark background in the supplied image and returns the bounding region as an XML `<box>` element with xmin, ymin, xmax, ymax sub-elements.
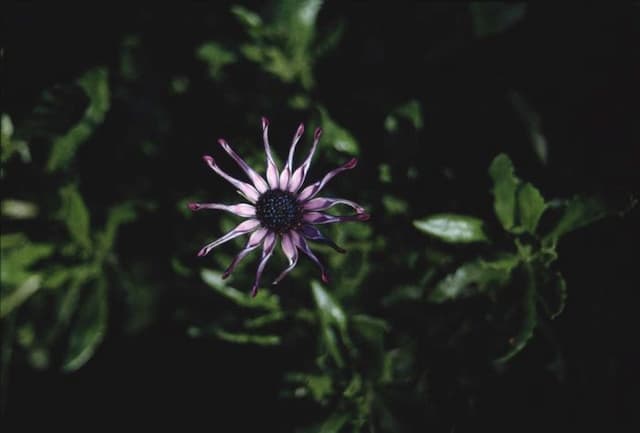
<box><xmin>3</xmin><ymin>2</ymin><xmax>638</xmax><ymax>431</ymax></box>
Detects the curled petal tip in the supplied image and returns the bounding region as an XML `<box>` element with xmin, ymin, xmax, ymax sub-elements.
<box><xmin>217</xmin><ymin>138</ymin><xmax>227</xmax><ymax>146</ymax></box>
<box><xmin>261</xmin><ymin>117</ymin><xmax>269</xmax><ymax>128</ymax></box>
<box><xmin>345</xmin><ymin>158</ymin><xmax>358</xmax><ymax>169</ymax></box>
<box><xmin>357</xmin><ymin>212</ymin><xmax>370</xmax><ymax>221</ymax></box>
<box><xmin>314</xmin><ymin>127</ymin><xmax>323</xmax><ymax>140</ymax></box>
<box><xmin>197</xmin><ymin>249</ymin><xmax>207</xmax><ymax>257</ymax></box>
<box><xmin>221</xmin><ymin>271</ymin><xmax>231</xmax><ymax>280</ymax></box>
<box><xmin>295</xmin><ymin>123</ymin><xmax>305</xmax><ymax>137</ymax></box>
<box><xmin>321</xmin><ymin>272</ymin><xmax>330</xmax><ymax>284</ymax></box>
<box><xmin>203</xmin><ymin>155</ymin><xmax>214</xmax><ymax>164</ymax></box>
<box><xmin>188</xmin><ymin>202</ymin><xmax>201</xmax><ymax>211</ymax></box>
<box><xmin>250</xmin><ymin>285</ymin><xmax>259</xmax><ymax>297</ymax></box>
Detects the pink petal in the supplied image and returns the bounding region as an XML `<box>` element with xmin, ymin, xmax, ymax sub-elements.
<box><xmin>203</xmin><ymin>155</ymin><xmax>260</xmax><ymax>203</ymax></box>
<box><xmin>188</xmin><ymin>202</ymin><xmax>255</xmax><ymax>217</ymax></box>
<box><xmin>288</xmin><ymin>127</ymin><xmax>322</xmax><ymax>193</ymax></box>
<box><xmin>303</xmin><ymin>211</ymin><xmax>370</xmax><ymax>225</ymax></box>
<box><xmin>218</xmin><ymin>139</ymin><xmax>268</xmax><ymax>193</ymax></box>
<box><xmin>292</xmin><ymin>231</ymin><xmax>329</xmax><ymax>283</ymax></box>
<box><xmin>222</xmin><ymin>227</ymin><xmax>268</xmax><ymax>279</ymax></box>
<box><xmin>299</xmin><ymin>224</ymin><xmax>345</xmax><ymax>253</ymax></box>
<box><xmin>272</xmin><ymin>232</ymin><xmax>299</xmax><ymax>285</ymax></box>
<box><xmin>297</xmin><ymin>158</ymin><xmax>358</xmax><ymax>201</ymax></box>
<box><xmin>250</xmin><ymin>232</ymin><xmax>278</xmax><ymax>297</ymax></box>
<box><xmin>262</xmin><ymin>117</ymin><xmax>280</xmax><ymax>189</ymax></box>
<box><xmin>196</xmin><ymin>219</ymin><xmax>261</xmax><ymax>257</ymax></box>
<box><xmin>302</xmin><ymin>197</ymin><xmax>366</xmax><ymax>214</ymax></box>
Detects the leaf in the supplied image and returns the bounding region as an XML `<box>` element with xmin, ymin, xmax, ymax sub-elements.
<box><xmin>385</xmin><ymin>99</ymin><xmax>424</xmax><ymax>132</ymax></box>
<box><xmin>509</xmin><ymin>91</ymin><xmax>548</xmax><ymax>164</ymax></box>
<box><xmin>318</xmin><ymin>107</ymin><xmax>359</xmax><ymax>155</ymax></box>
<box><xmin>1</xmin><ymin>199</ymin><xmax>39</xmax><ymax>219</ymax></box>
<box><xmin>318</xmin><ymin>412</ymin><xmax>350</xmax><ymax>433</ymax></box>
<box><xmin>517</xmin><ymin>182</ymin><xmax>546</xmax><ymax>234</ymax></box>
<box><xmin>495</xmin><ymin>264</ymin><xmax>537</xmax><ymax>363</ymax></box>
<box><xmin>196</xmin><ymin>42</ymin><xmax>238</xmax><ymax>80</ymax></box>
<box><xmin>470</xmin><ymin>3</ymin><xmax>526</xmax><ymax>37</ymax></box>
<box><xmin>1</xmin><ymin>241</ymin><xmax>54</xmax><ymax>287</ymax></box>
<box><xmin>212</xmin><ymin>328</ymin><xmax>281</xmax><ymax>346</ymax></box>
<box><xmin>58</xmin><ymin>184</ymin><xmax>92</xmax><ymax>252</ymax></box>
<box><xmin>544</xmin><ymin>195</ymin><xmax>607</xmax><ymax>244</ymax></box>
<box><xmin>413</xmin><ymin>213</ymin><xmax>489</xmax><ymax>243</ymax></box>
<box><xmin>47</xmin><ymin>68</ymin><xmax>110</xmax><ymax>172</ymax></box>
<box><xmin>94</xmin><ymin>202</ymin><xmax>137</xmax><ymax>260</ymax></box>
<box><xmin>201</xmin><ymin>269</ymin><xmax>280</xmax><ymax>310</ymax></box>
<box><xmin>489</xmin><ymin>154</ymin><xmax>519</xmax><ymax>231</ymax></box>
<box><xmin>311</xmin><ymin>281</ymin><xmax>347</xmax><ymax>334</ymax></box>
<box><xmin>538</xmin><ymin>271</ymin><xmax>567</xmax><ymax>320</ymax></box>
<box><xmin>0</xmin><ymin>275</ymin><xmax>42</xmax><ymax>318</ymax></box>
<box><xmin>63</xmin><ymin>279</ymin><xmax>108</xmax><ymax>371</ymax></box>
<box><xmin>429</xmin><ymin>257</ymin><xmax>516</xmax><ymax>303</ymax></box>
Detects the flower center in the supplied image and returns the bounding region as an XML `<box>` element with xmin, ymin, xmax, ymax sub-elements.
<box><xmin>255</xmin><ymin>189</ymin><xmax>303</xmax><ymax>233</ymax></box>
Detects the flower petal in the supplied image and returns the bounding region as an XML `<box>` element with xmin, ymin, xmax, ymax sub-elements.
<box><xmin>262</xmin><ymin>117</ymin><xmax>280</xmax><ymax>189</ymax></box>
<box><xmin>293</xmin><ymin>231</ymin><xmax>329</xmax><ymax>283</ymax></box>
<box><xmin>303</xmin><ymin>212</ymin><xmax>370</xmax><ymax>225</ymax></box>
<box><xmin>222</xmin><ymin>227</ymin><xmax>268</xmax><ymax>279</ymax></box>
<box><xmin>289</xmin><ymin>127</ymin><xmax>322</xmax><ymax>193</ymax></box>
<box><xmin>272</xmin><ymin>232</ymin><xmax>299</xmax><ymax>285</ymax></box>
<box><xmin>250</xmin><ymin>232</ymin><xmax>278</xmax><ymax>297</ymax></box>
<box><xmin>302</xmin><ymin>197</ymin><xmax>366</xmax><ymax>214</ymax></box>
<box><xmin>188</xmin><ymin>202</ymin><xmax>255</xmax><ymax>217</ymax></box>
<box><xmin>299</xmin><ymin>224</ymin><xmax>346</xmax><ymax>253</ymax></box>
<box><xmin>218</xmin><ymin>139</ymin><xmax>268</xmax><ymax>193</ymax></box>
<box><xmin>203</xmin><ymin>155</ymin><xmax>260</xmax><ymax>203</ymax></box>
<box><xmin>297</xmin><ymin>158</ymin><xmax>358</xmax><ymax>201</ymax></box>
<box><xmin>197</xmin><ymin>219</ymin><xmax>261</xmax><ymax>257</ymax></box>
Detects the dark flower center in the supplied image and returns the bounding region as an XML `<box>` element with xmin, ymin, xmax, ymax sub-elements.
<box><xmin>255</xmin><ymin>189</ymin><xmax>303</xmax><ymax>233</ymax></box>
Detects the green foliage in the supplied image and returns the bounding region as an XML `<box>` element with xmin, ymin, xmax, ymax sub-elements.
<box><xmin>414</xmin><ymin>213</ymin><xmax>489</xmax><ymax>243</ymax></box>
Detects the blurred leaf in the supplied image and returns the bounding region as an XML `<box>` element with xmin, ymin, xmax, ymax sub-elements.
<box><xmin>544</xmin><ymin>195</ymin><xmax>607</xmax><ymax>244</ymax></box>
<box><xmin>470</xmin><ymin>3</ymin><xmax>526</xmax><ymax>37</ymax></box>
<box><xmin>231</xmin><ymin>5</ymin><xmax>263</xmax><ymax>30</ymax></box>
<box><xmin>381</xmin><ymin>284</ymin><xmax>424</xmax><ymax>306</ymax></box>
<box><xmin>0</xmin><ymin>275</ymin><xmax>42</xmax><ymax>318</ymax></box>
<box><xmin>429</xmin><ymin>257</ymin><xmax>516</xmax><ymax>303</ymax></box>
<box><xmin>58</xmin><ymin>184</ymin><xmax>92</xmax><ymax>252</ymax></box>
<box><xmin>63</xmin><ymin>279</ymin><xmax>108</xmax><ymax>371</ymax></box>
<box><xmin>538</xmin><ymin>271</ymin><xmax>567</xmax><ymax>319</ymax></box>
<box><xmin>213</xmin><ymin>328</ymin><xmax>281</xmax><ymax>346</ymax></box>
<box><xmin>1</xmin><ymin>199</ymin><xmax>39</xmax><ymax>219</ymax></box>
<box><xmin>495</xmin><ymin>264</ymin><xmax>537</xmax><ymax>363</ymax></box>
<box><xmin>517</xmin><ymin>182</ymin><xmax>546</xmax><ymax>234</ymax></box>
<box><xmin>196</xmin><ymin>42</ymin><xmax>238</xmax><ymax>80</ymax></box>
<box><xmin>1</xmin><ymin>240</ymin><xmax>54</xmax><ymax>287</ymax></box>
<box><xmin>318</xmin><ymin>107</ymin><xmax>359</xmax><ymax>155</ymax></box>
<box><xmin>201</xmin><ymin>269</ymin><xmax>280</xmax><ymax>310</ymax></box>
<box><xmin>385</xmin><ymin>100</ymin><xmax>423</xmax><ymax>132</ymax></box>
<box><xmin>94</xmin><ymin>202</ymin><xmax>137</xmax><ymax>260</ymax></box>
<box><xmin>47</xmin><ymin>68</ymin><xmax>110</xmax><ymax>172</ymax></box>
<box><xmin>311</xmin><ymin>281</ymin><xmax>347</xmax><ymax>334</ymax></box>
<box><xmin>382</xmin><ymin>195</ymin><xmax>408</xmax><ymax>215</ymax></box>
<box><xmin>509</xmin><ymin>91</ymin><xmax>548</xmax><ymax>164</ymax></box>
<box><xmin>244</xmin><ymin>311</ymin><xmax>285</xmax><ymax>329</ymax></box>
<box><xmin>1</xmin><ymin>114</ymin><xmax>31</xmax><ymax>166</ymax></box>
<box><xmin>414</xmin><ymin>213</ymin><xmax>489</xmax><ymax>243</ymax></box>
<box><xmin>317</xmin><ymin>412</ymin><xmax>349</xmax><ymax>433</ymax></box>
<box><xmin>489</xmin><ymin>154</ymin><xmax>519</xmax><ymax>231</ymax></box>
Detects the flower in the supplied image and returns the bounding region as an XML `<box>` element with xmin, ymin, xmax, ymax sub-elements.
<box><xmin>189</xmin><ymin>117</ymin><xmax>369</xmax><ymax>297</ymax></box>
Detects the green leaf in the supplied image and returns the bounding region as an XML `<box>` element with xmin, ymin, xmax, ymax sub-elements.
<box><xmin>63</xmin><ymin>279</ymin><xmax>108</xmax><ymax>371</ymax></box>
<box><xmin>470</xmin><ymin>3</ymin><xmax>526</xmax><ymax>37</ymax></box>
<box><xmin>1</xmin><ymin>199</ymin><xmax>38</xmax><ymax>219</ymax></box>
<box><xmin>1</xmin><ymin>240</ymin><xmax>54</xmax><ymax>287</ymax></box>
<box><xmin>385</xmin><ymin>99</ymin><xmax>423</xmax><ymax>132</ymax></box>
<box><xmin>544</xmin><ymin>195</ymin><xmax>607</xmax><ymax>244</ymax></box>
<box><xmin>429</xmin><ymin>257</ymin><xmax>516</xmax><ymax>303</ymax></box>
<box><xmin>94</xmin><ymin>202</ymin><xmax>137</xmax><ymax>260</ymax></box>
<box><xmin>201</xmin><ymin>269</ymin><xmax>280</xmax><ymax>310</ymax></box>
<box><xmin>47</xmin><ymin>68</ymin><xmax>110</xmax><ymax>172</ymax></box>
<box><xmin>318</xmin><ymin>107</ymin><xmax>359</xmax><ymax>155</ymax></box>
<box><xmin>311</xmin><ymin>281</ymin><xmax>347</xmax><ymax>334</ymax></box>
<box><xmin>318</xmin><ymin>412</ymin><xmax>350</xmax><ymax>433</ymax></box>
<box><xmin>0</xmin><ymin>275</ymin><xmax>42</xmax><ymax>318</ymax></box>
<box><xmin>212</xmin><ymin>328</ymin><xmax>281</xmax><ymax>346</ymax></box>
<box><xmin>538</xmin><ymin>272</ymin><xmax>567</xmax><ymax>319</ymax></box>
<box><xmin>58</xmin><ymin>184</ymin><xmax>92</xmax><ymax>252</ymax></box>
<box><xmin>196</xmin><ymin>42</ymin><xmax>238</xmax><ymax>80</ymax></box>
<box><xmin>413</xmin><ymin>213</ymin><xmax>489</xmax><ymax>243</ymax></box>
<box><xmin>495</xmin><ymin>264</ymin><xmax>537</xmax><ymax>363</ymax></box>
<box><xmin>489</xmin><ymin>154</ymin><xmax>519</xmax><ymax>231</ymax></box>
<box><xmin>230</xmin><ymin>5</ymin><xmax>263</xmax><ymax>30</ymax></box>
<box><xmin>517</xmin><ymin>182</ymin><xmax>546</xmax><ymax>234</ymax></box>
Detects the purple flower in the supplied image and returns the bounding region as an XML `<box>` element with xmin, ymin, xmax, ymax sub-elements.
<box><xmin>190</xmin><ymin>117</ymin><xmax>369</xmax><ymax>297</ymax></box>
